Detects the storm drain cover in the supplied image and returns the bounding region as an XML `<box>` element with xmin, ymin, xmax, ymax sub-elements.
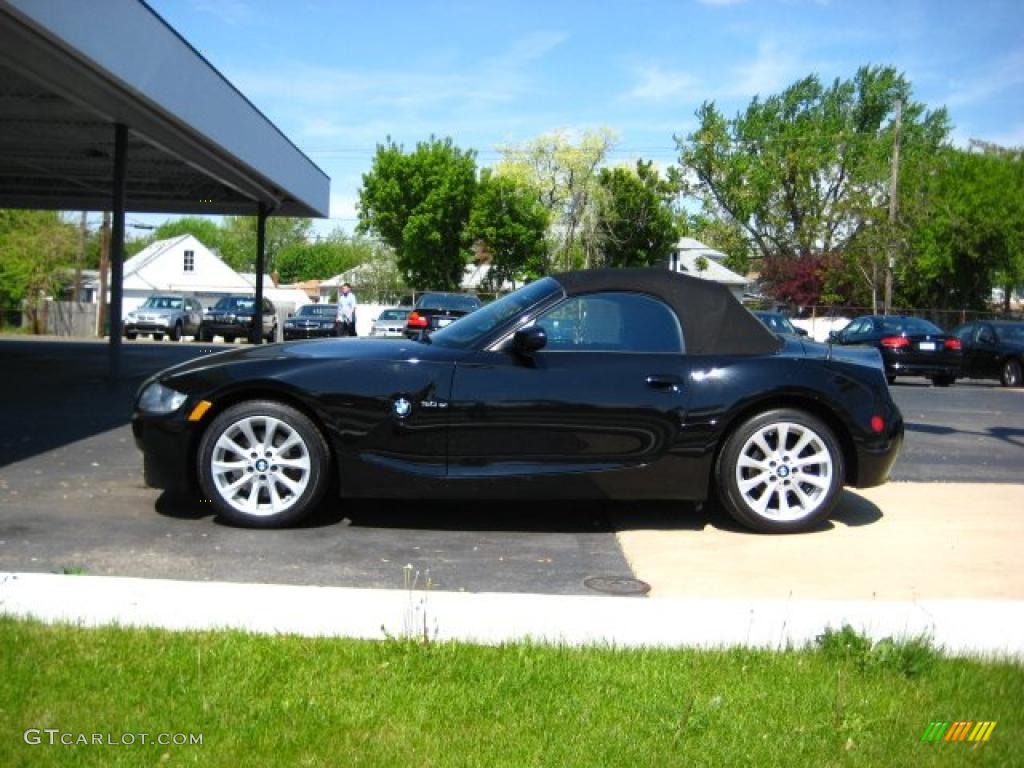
<box><xmin>583</xmin><ymin>575</ymin><xmax>651</xmax><ymax>596</ymax></box>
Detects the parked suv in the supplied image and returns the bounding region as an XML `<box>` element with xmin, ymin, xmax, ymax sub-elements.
<box><xmin>199</xmin><ymin>295</ymin><xmax>277</xmax><ymax>343</ymax></box>
<box><xmin>404</xmin><ymin>292</ymin><xmax>481</xmax><ymax>340</ymax></box>
<box><xmin>123</xmin><ymin>294</ymin><xmax>203</xmax><ymax>341</ymax></box>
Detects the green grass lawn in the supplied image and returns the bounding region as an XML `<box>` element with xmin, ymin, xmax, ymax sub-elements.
<box><xmin>1</xmin><ymin>617</ymin><xmax>1021</xmax><ymax>767</ymax></box>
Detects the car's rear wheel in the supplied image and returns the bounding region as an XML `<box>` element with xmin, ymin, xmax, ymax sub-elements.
<box><xmin>170</xmin><ymin>321</ymin><xmax>183</xmax><ymax>342</ymax></box>
<box><xmin>716</xmin><ymin>409</ymin><xmax>844</xmax><ymax>533</ymax></box>
<box><xmin>224</xmin><ymin>335</ymin><xmax>236</xmax><ymax>343</ymax></box>
<box><xmin>930</xmin><ymin>374</ymin><xmax>954</xmax><ymax>387</ymax></box>
<box><xmin>197</xmin><ymin>400</ymin><xmax>331</xmax><ymax>528</ymax></box>
<box><xmin>124</xmin><ymin>330</ymin><xmax>137</xmax><ymax>340</ymax></box>
<box><xmin>1001</xmin><ymin>358</ymin><xmax>1022</xmax><ymax>387</ymax></box>
<box><xmin>153</xmin><ymin>333</ymin><xmax>164</xmax><ymax>341</ymax></box>
<box><xmin>886</xmin><ymin>375</ymin><xmax>896</xmax><ymax>385</ymax></box>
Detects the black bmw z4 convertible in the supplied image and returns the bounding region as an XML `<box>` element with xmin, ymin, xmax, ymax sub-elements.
<box><xmin>133</xmin><ymin>269</ymin><xmax>903</xmax><ymax>533</ymax></box>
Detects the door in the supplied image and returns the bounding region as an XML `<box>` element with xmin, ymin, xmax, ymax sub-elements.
<box><xmin>447</xmin><ymin>292</ymin><xmax>691</xmax><ymax>496</ymax></box>
<box><xmin>972</xmin><ymin>324</ymin><xmax>1001</xmax><ymax>378</ymax></box>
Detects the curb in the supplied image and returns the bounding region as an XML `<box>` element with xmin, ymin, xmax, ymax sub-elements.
<box><xmin>2</xmin><ymin>572</ymin><xmax>1022</xmax><ymax>657</ymax></box>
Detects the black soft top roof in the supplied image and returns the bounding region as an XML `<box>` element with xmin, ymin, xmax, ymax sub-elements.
<box><xmin>553</xmin><ymin>268</ymin><xmax>780</xmax><ymax>355</ymax></box>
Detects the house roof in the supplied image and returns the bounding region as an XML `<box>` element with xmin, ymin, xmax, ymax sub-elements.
<box><xmin>674</xmin><ymin>251</ymin><xmax>749</xmax><ymax>287</ymax></box>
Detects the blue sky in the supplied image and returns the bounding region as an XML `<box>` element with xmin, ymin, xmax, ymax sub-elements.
<box><xmin>142</xmin><ymin>0</ymin><xmax>1024</xmax><ymax>236</ymax></box>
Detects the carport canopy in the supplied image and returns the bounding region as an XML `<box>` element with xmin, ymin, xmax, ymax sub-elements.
<box><xmin>0</xmin><ymin>0</ymin><xmax>330</xmax><ymax>373</ymax></box>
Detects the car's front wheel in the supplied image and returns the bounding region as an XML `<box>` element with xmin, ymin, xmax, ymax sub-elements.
<box><xmin>930</xmin><ymin>374</ymin><xmax>955</xmax><ymax>387</ymax></box>
<box><xmin>170</xmin><ymin>321</ymin><xmax>183</xmax><ymax>342</ymax></box>
<box><xmin>716</xmin><ymin>409</ymin><xmax>845</xmax><ymax>533</ymax></box>
<box><xmin>197</xmin><ymin>400</ymin><xmax>331</xmax><ymax>528</ymax></box>
<box><xmin>1001</xmin><ymin>358</ymin><xmax>1022</xmax><ymax>387</ymax></box>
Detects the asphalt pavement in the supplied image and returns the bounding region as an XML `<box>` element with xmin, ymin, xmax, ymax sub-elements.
<box><xmin>0</xmin><ymin>337</ymin><xmax>1021</xmax><ymax>596</ymax></box>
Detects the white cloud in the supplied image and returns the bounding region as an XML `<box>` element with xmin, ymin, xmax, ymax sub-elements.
<box><xmin>726</xmin><ymin>40</ymin><xmax>802</xmax><ymax>98</ymax></box>
<box><xmin>623</xmin><ymin>65</ymin><xmax>700</xmax><ymax>102</ymax></box>
<box><xmin>944</xmin><ymin>49</ymin><xmax>1024</xmax><ymax>108</ymax></box>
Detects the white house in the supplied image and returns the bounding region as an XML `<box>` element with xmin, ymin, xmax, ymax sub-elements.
<box><xmin>667</xmin><ymin>237</ymin><xmax>748</xmax><ymax>302</ymax></box>
<box><xmin>90</xmin><ymin>234</ymin><xmax>254</xmax><ymax>312</ymax></box>
<box><xmin>87</xmin><ymin>234</ymin><xmax>313</xmax><ymax>316</ymax></box>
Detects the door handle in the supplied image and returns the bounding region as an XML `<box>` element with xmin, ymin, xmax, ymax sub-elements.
<box><xmin>645</xmin><ymin>375</ymin><xmax>682</xmax><ymax>392</ymax></box>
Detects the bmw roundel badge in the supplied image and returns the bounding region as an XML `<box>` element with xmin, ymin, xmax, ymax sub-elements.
<box><xmin>393</xmin><ymin>398</ymin><xmax>412</xmax><ymax>419</ymax></box>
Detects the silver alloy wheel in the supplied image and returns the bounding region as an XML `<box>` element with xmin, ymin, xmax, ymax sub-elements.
<box><xmin>734</xmin><ymin>421</ymin><xmax>833</xmax><ymax>522</ymax></box>
<box><xmin>1004</xmin><ymin>359</ymin><xmax>1021</xmax><ymax>387</ymax></box>
<box><xmin>210</xmin><ymin>415</ymin><xmax>311</xmax><ymax>517</ymax></box>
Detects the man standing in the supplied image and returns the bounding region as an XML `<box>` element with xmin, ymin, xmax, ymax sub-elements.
<box><xmin>336</xmin><ymin>282</ymin><xmax>357</xmax><ymax>337</ymax></box>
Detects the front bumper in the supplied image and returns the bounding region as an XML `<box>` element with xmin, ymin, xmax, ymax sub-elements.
<box><xmin>284</xmin><ymin>326</ymin><xmax>336</xmax><ymax>340</ymax></box>
<box><xmin>124</xmin><ymin>321</ymin><xmax>171</xmax><ymax>333</ymax></box>
<box><xmin>132</xmin><ymin>411</ymin><xmax>196</xmax><ymax>493</ymax></box>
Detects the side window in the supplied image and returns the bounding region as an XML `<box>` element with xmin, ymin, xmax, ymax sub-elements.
<box><xmin>183</xmin><ymin>250</ymin><xmax>195</xmax><ymax>272</ymax></box>
<box><xmin>263</xmin><ymin>299</ymin><xmax>273</xmax><ymax>312</ymax></box>
<box><xmin>534</xmin><ymin>292</ymin><xmax>684</xmax><ymax>353</ymax></box>
<box><xmin>977</xmin><ymin>325</ymin><xmax>996</xmax><ymax>344</ymax></box>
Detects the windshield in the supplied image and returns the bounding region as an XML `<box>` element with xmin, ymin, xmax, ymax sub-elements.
<box><xmin>142</xmin><ymin>296</ymin><xmax>183</xmax><ymax>310</ymax></box>
<box><xmin>428</xmin><ymin>278</ymin><xmax>563</xmax><ymax>349</ymax></box>
<box><xmin>297</xmin><ymin>304</ymin><xmax>336</xmax><ymax>317</ymax></box>
<box><xmin>214</xmin><ymin>297</ymin><xmax>255</xmax><ymax>311</ymax></box>
<box><xmin>879</xmin><ymin>317</ymin><xmax>942</xmax><ymax>335</ymax></box>
<box><xmin>416</xmin><ymin>293</ymin><xmax>481</xmax><ymax>311</ymax></box>
<box><xmin>755</xmin><ymin>312</ymin><xmax>795</xmax><ymax>334</ymax></box>
<box><xmin>377</xmin><ymin>309</ymin><xmax>408</xmax><ymax>321</ymax></box>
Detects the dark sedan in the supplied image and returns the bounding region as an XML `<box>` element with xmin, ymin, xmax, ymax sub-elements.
<box><xmin>830</xmin><ymin>315</ymin><xmax>962</xmax><ymax>386</ymax></box>
<box><xmin>283</xmin><ymin>304</ymin><xmax>338</xmax><ymax>341</ymax></box>
<box><xmin>952</xmin><ymin>320</ymin><xmax>1024</xmax><ymax>387</ymax></box>
<box><xmin>133</xmin><ymin>269</ymin><xmax>903</xmax><ymax>534</ymax></box>
<box><xmin>404</xmin><ymin>292</ymin><xmax>482</xmax><ymax>339</ymax></box>
<box><xmin>199</xmin><ymin>295</ymin><xmax>277</xmax><ymax>343</ymax></box>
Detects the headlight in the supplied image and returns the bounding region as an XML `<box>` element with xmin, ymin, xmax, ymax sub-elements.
<box><xmin>138</xmin><ymin>381</ymin><xmax>188</xmax><ymax>413</ymax></box>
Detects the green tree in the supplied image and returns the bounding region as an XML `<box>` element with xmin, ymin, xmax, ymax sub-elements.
<box><xmin>497</xmin><ymin>128</ymin><xmax>618</xmax><ymax>272</ymax></box>
<box><xmin>275</xmin><ymin>232</ymin><xmax>386</xmax><ymax>284</ymax></box>
<box><xmin>217</xmin><ymin>215</ymin><xmax>313</xmax><ymax>273</ymax></box>
<box><xmin>357</xmin><ymin>137</ymin><xmax>477</xmax><ymax>290</ymax></box>
<box><xmin>898</xmin><ymin>143</ymin><xmax>1024</xmax><ymax>310</ymax></box>
<box><xmin>676</xmin><ymin>66</ymin><xmax>949</xmax><ymax>301</ymax></box>
<box><xmin>681</xmin><ymin>213</ymin><xmax>752</xmax><ymax>276</ymax></box>
<box><xmin>0</xmin><ymin>210</ymin><xmax>77</xmax><ymax>307</ymax></box>
<box><xmin>594</xmin><ymin>160</ymin><xmax>679</xmax><ymax>268</ymax></box>
<box><xmin>465</xmin><ymin>169</ymin><xmax>550</xmax><ymax>285</ymax></box>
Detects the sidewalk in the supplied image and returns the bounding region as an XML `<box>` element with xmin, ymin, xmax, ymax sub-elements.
<box><xmin>615</xmin><ymin>482</ymin><xmax>1024</xmax><ymax>600</ymax></box>
<box><xmin>3</xmin><ymin>570</ymin><xmax>1022</xmax><ymax>657</ymax></box>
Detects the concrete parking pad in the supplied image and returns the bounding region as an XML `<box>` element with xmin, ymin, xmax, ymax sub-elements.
<box><xmin>615</xmin><ymin>482</ymin><xmax>1024</xmax><ymax>601</ymax></box>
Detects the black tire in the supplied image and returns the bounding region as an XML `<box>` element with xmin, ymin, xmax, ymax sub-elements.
<box><xmin>197</xmin><ymin>400</ymin><xmax>331</xmax><ymax>528</ymax></box>
<box><xmin>170</xmin><ymin>321</ymin><xmax>183</xmax><ymax>342</ymax></box>
<box><xmin>930</xmin><ymin>374</ymin><xmax>954</xmax><ymax>387</ymax></box>
<box><xmin>153</xmin><ymin>333</ymin><xmax>164</xmax><ymax>341</ymax></box>
<box><xmin>1001</xmin><ymin>358</ymin><xmax>1022</xmax><ymax>388</ymax></box>
<box><xmin>265</xmin><ymin>324</ymin><xmax>277</xmax><ymax>343</ymax></box>
<box><xmin>124</xmin><ymin>330</ymin><xmax>137</xmax><ymax>340</ymax></box>
<box><xmin>716</xmin><ymin>408</ymin><xmax>845</xmax><ymax>533</ymax></box>
<box><xmin>224</xmin><ymin>335</ymin><xmax>236</xmax><ymax>344</ymax></box>
<box><xmin>886</xmin><ymin>375</ymin><xmax>896</xmax><ymax>385</ymax></box>
<box><xmin>197</xmin><ymin>326</ymin><xmax>211</xmax><ymax>342</ymax></box>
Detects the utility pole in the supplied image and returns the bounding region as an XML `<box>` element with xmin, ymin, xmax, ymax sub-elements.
<box><xmin>74</xmin><ymin>211</ymin><xmax>87</xmax><ymax>304</ymax></box>
<box><xmin>884</xmin><ymin>98</ymin><xmax>902</xmax><ymax>315</ymax></box>
<box><xmin>96</xmin><ymin>210</ymin><xmax>110</xmax><ymax>337</ymax></box>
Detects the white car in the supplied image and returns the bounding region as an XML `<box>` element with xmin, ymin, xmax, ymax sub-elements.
<box><xmin>369</xmin><ymin>308</ymin><xmax>410</xmax><ymax>338</ymax></box>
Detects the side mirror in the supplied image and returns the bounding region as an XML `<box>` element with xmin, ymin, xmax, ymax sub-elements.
<box><xmin>795</xmin><ymin>327</ymin><xmax>809</xmax><ymax>337</ymax></box>
<box><xmin>828</xmin><ymin>331</ymin><xmax>840</xmax><ymax>343</ymax></box>
<box><xmin>513</xmin><ymin>325</ymin><xmax>547</xmax><ymax>354</ymax></box>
